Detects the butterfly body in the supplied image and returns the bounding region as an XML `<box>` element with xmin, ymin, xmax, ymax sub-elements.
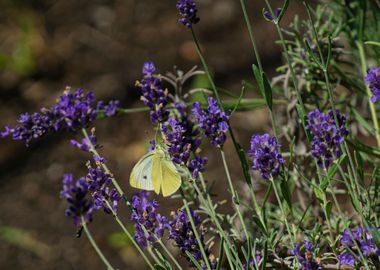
<box><xmin>130</xmin><ymin>145</ymin><xmax>182</xmax><ymax>197</ymax></box>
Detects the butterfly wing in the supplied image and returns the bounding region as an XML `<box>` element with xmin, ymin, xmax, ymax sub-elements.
<box><xmin>130</xmin><ymin>152</ymin><xmax>154</xmax><ymax>191</ymax></box>
<box><xmin>152</xmin><ymin>150</ymin><xmax>181</xmax><ymax>197</ymax></box>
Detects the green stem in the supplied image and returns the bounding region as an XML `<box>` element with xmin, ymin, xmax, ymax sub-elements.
<box><xmin>81</xmin><ymin>216</ymin><xmax>115</xmax><ymax>270</ymax></box>
<box><xmin>357</xmin><ymin>41</ymin><xmax>380</xmax><ymax>148</ymax></box>
<box><xmin>103</xmin><ymin>201</ymin><xmax>155</xmax><ymax>269</ymax></box>
<box><xmin>239</xmin><ymin>0</ymin><xmax>280</xmax><ymax>140</ymax></box>
<box><xmin>158</xmin><ymin>240</ymin><xmax>184</xmax><ymax>270</ymax></box>
<box><xmin>238</xmin><ymin>0</ymin><xmax>263</xmax><ymax>72</ymax></box>
<box><xmin>192</xmin><ymin>182</ymin><xmax>237</xmax><ymax>269</ymax></box>
<box><xmin>269</xmin><ymin>178</ymin><xmax>295</xmax><ymax>247</ymax></box>
<box><xmin>82</xmin><ymin>128</ymin><xmax>165</xmax><ymax>269</ymax></box>
<box><xmin>220</xmin><ymin>150</ymin><xmax>250</xmax><ymax>242</ymax></box>
<box><xmin>264</xmin><ymin>0</ymin><xmax>306</xmax><ymax>115</ymax></box>
<box><xmin>327</xmin><ymin>184</ymin><xmax>371</xmax><ymax>270</ymax></box>
<box><xmin>190</xmin><ymin>27</ymin><xmax>222</xmax><ymax>106</ymax></box>
<box><xmin>182</xmin><ymin>197</ymin><xmax>212</xmax><ymax>270</ymax></box>
<box><xmin>82</xmin><ymin>129</ymin><xmax>130</xmax><ymax>208</ymax></box>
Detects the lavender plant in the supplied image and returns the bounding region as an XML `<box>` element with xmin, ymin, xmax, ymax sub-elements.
<box><xmin>3</xmin><ymin>0</ymin><xmax>380</xmax><ymax>269</ymax></box>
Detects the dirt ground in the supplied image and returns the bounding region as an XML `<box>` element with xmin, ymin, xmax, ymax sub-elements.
<box><xmin>0</xmin><ymin>1</ymin><xmax>310</xmax><ymax>269</ymax></box>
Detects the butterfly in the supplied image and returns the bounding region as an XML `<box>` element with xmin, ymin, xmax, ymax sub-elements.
<box><xmin>130</xmin><ymin>145</ymin><xmax>186</xmax><ymax>197</ymax></box>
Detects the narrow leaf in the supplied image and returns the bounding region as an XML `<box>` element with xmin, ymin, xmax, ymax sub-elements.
<box><xmin>277</xmin><ymin>0</ymin><xmax>290</xmax><ymax>23</ymax></box>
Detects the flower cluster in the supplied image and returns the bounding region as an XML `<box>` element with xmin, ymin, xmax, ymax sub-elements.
<box><xmin>86</xmin><ymin>163</ymin><xmax>120</xmax><ymax>214</ymax></box>
<box><xmin>137</xmin><ymin>62</ymin><xmax>169</xmax><ymax>124</ymax></box>
<box><xmin>1</xmin><ymin>88</ymin><xmax>118</xmax><ymax>146</ymax></box>
<box><xmin>338</xmin><ymin>226</ymin><xmax>380</xmax><ymax>267</ymax></box>
<box><xmin>248</xmin><ymin>134</ymin><xmax>284</xmax><ymax>180</ymax></box>
<box><xmin>306</xmin><ymin>109</ymin><xmax>348</xmax><ymax>169</ymax></box>
<box><xmin>192</xmin><ymin>97</ymin><xmax>230</xmax><ymax>148</ymax></box>
<box><xmin>176</xmin><ymin>0</ymin><xmax>200</xmax><ymax>28</ymax></box>
<box><xmin>365</xmin><ymin>67</ymin><xmax>380</xmax><ymax>103</ymax></box>
<box><xmin>60</xmin><ymin>157</ymin><xmax>120</xmax><ymax>226</ymax></box>
<box><xmin>60</xmin><ymin>174</ymin><xmax>94</xmax><ymax>226</ymax></box>
<box><xmin>291</xmin><ymin>241</ymin><xmax>322</xmax><ymax>270</ymax></box>
<box><xmin>130</xmin><ymin>191</ymin><xmax>169</xmax><ymax>248</ymax></box>
<box><xmin>162</xmin><ymin>102</ymin><xmax>207</xmax><ymax>178</ymax></box>
<box><xmin>169</xmin><ymin>209</ymin><xmax>216</xmax><ymax>269</ymax></box>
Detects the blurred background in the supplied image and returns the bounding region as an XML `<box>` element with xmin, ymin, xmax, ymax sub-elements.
<box><xmin>0</xmin><ymin>0</ymin><xmax>311</xmax><ymax>269</ymax></box>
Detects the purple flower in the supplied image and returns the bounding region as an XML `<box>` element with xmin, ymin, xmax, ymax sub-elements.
<box><xmin>339</xmin><ymin>226</ymin><xmax>380</xmax><ymax>266</ymax></box>
<box><xmin>248</xmin><ymin>134</ymin><xmax>285</xmax><ymax>180</ymax></box>
<box><xmin>169</xmin><ymin>209</ymin><xmax>215</xmax><ymax>269</ymax></box>
<box><xmin>1</xmin><ymin>88</ymin><xmax>119</xmax><ymax>146</ymax></box>
<box><xmin>337</xmin><ymin>253</ymin><xmax>356</xmax><ymax>267</ymax></box>
<box><xmin>263</xmin><ymin>7</ymin><xmax>282</xmax><ymax>21</ymax></box>
<box><xmin>101</xmin><ymin>100</ymin><xmax>119</xmax><ymax>117</ymax></box>
<box><xmin>365</xmin><ymin>67</ymin><xmax>380</xmax><ymax>102</ymax></box>
<box><xmin>188</xmin><ymin>156</ymin><xmax>208</xmax><ymax>178</ymax></box>
<box><xmin>306</xmin><ymin>109</ymin><xmax>348</xmax><ymax>169</ymax></box>
<box><xmin>192</xmin><ymin>97</ymin><xmax>230</xmax><ymax>148</ymax></box>
<box><xmin>244</xmin><ymin>255</ymin><xmax>262</xmax><ymax>270</ymax></box>
<box><xmin>148</xmin><ymin>139</ymin><xmax>156</xmax><ymax>152</ymax></box>
<box><xmin>136</xmin><ymin>62</ymin><xmax>169</xmax><ymax>124</ymax></box>
<box><xmin>161</xmin><ymin>102</ymin><xmax>207</xmax><ymax>178</ymax></box>
<box><xmin>130</xmin><ymin>191</ymin><xmax>169</xmax><ymax>248</ymax></box>
<box><xmin>176</xmin><ymin>0</ymin><xmax>200</xmax><ymax>28</ymax></box>
<box><xmin>60</xmin><ymin>174</ymin><xmax>94</xmax><ymax>226</ymax></box>
<box><xmin>70</xmin><ymin>129</ymin><xmax>98</xmax><ymax>152</ymax></box>
<box><xmin>162</xmin><ymin>118</ymin><xmax>193</xmax><ymax>165</ymax></box>
<box><xmin>340</xmin><ymin>227</ymin><xmax>363</xmax><ymax>247</ymax></box>
<box><xmin>291</xmin><ymin>241</ymin><xmax>322</xmax><ymax>270</ymax></box>
<box><xmin>86</xmin><ymin>162</ymin><xmax>120</xmax><ymax>214</ymax></box>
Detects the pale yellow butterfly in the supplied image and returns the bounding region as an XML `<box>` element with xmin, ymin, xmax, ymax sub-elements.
<box><xmin>130</xmin><ymin>145</ymin><xmax>182</xmax><ymax>197</ymax></box>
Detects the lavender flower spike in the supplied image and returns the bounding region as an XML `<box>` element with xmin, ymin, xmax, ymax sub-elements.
<box><xmin>136</xmin><ymin>62</ymin><xmax>169</xmax><ymax>124</ymax></box>
<box><xmin>192</xmin><ymin>97</ymin><xmax>230</xmax><ymax>148</ymax></box>
<box><xmin>176</xmin><ymin>0</ymin><xmax>200</xmax><ymax>28</ymax></box>
<box><xmin>130</xmin><ymin>191</ymin><xmax>169</xmax><ymax>248</ymax></box>
<box><xmin>0</xmin><ymin>88</ymin><xmax>119</xmax><ymax>146</ymax></box>
<box><xmin>290</xmin><ymin>241</ymin><xmax>322</xmax><ymax>270</ymax></box>
<box><xmin>169</xmin><ymin>209</ymin><xmax>216</xmax><ymax>269</ymax></box>
<box><xmin>248</xmin><ymin>134</ymin><xmax>285</xmax><ymax>180</ymax></box>
<box><xmin>306</xmin><ymin>108</ymin><xmax>348</xmax><ymax>169</ymax></box>
<box><xmin>365</xmin><ymin>67</ymin><xmax>380</xmax><ymax>102</ymax></box>
<box><xmin>60</xmin><ymin>174</ymin><xmax>94</xmax><ymax>226</ymax></box>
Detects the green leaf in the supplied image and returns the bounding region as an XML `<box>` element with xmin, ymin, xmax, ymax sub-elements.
<box><xmin>216</xmin><ymin>238</ymin><xmax>224</xmax><ymax>270</ymax></box>
<box><xmin>252</xmin><ymin>215</ymin><xmax>268</xmax><ymax>235</ymax></box>
<box><xmin>325</xmin><ymin>35</ymin><xmax>332</xmax><ymax>68</ymax></box>
<box><xmin>365</xmin><ymin>41</ymin><xmax>380</xmax><ymax>47</ymax></box>
<box><xmin>313</xmin><ymin>186</ymin><xmax>326</xmax><ymax>203</ymax></box>
<box><xmin>280</xmin><ymin>179</ymin><xmax>292</xmax><ymax>211</ymax></box>
<box><xmin>252</xmin><ymin>64</ymin><xmax>263</xmax><ymax>95</ymax></box>
<box><xmin>277</xmin><ymin>0</ymin><xmax>290</xmax><ymax>23</ymax></box>
<box><xmin>261</xmin><ymin>241</ymin><xmax>268</xmax><ymax>270</ymax></box>
<box><xmin>352</xmin><ymin>107</ymin><xmax>376</xmax><ymax>134</ymax></box>
<box><xmin>325</xmin><ymin>201</ymin><xmax>332</xmax><ymax>219</ymax></box>
<box><xmin>320</xmin><ymin>154</ymin><xmax>346</xmax><ymax>190</ymax></box>
<box><xmin>261</xmin><ymin>72</ymin><xmax>273</xmax><ymax>110</ymax></box>
<box><xmin>251</xmin><ymin>65</ymin><xmax>273</xmax><ymax>110</ymax></box>
<box><xmin>350</xmin><ymin>139</ymin><xmax>380</xmax><ymax>158</ymax></box>
<box><xmin>154</xmin><ymin>266</ymin><xmax>167</xmax><ymax>270</ymax></box>
<box><xmin>295</xmin><ymin>104</ymin><xmax>311</xmax><ymax>140</ymax></box>
<box><xmin>231</xmin><ymin>84</ymin><xmax>246</xmax><ymax>114</ymax></box>
<box><xmin>235</xmin><ymin>143</ymin><xmax>252</xmax><ymax>186</ymax></box>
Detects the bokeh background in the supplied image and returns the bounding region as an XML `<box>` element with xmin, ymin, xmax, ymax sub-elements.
<box><xmin>0</xmin><ymin>1</ymin><xmax>311</xmax><ymax>269</ymax></box>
